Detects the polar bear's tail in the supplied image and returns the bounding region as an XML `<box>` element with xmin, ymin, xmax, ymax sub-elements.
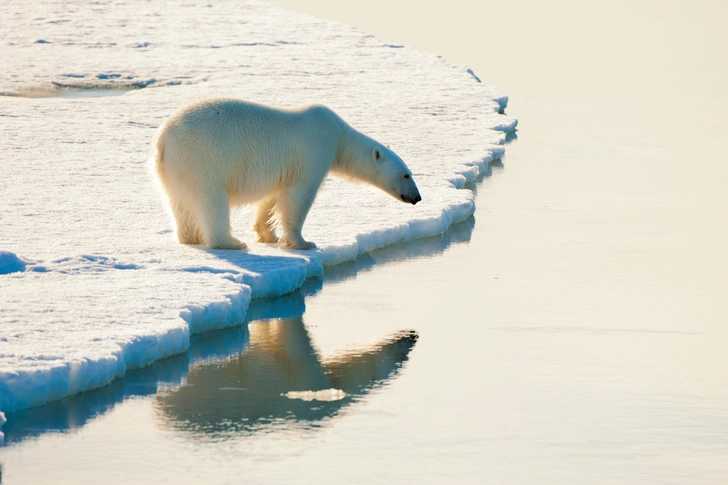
<box><xmin>152</xmin><ymin>132</ymin><xmax>167</xmax><ymax>183</ymax></box>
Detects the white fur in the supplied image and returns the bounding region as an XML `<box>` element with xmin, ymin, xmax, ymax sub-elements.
<box><xmin>153</xmin><ymin>98</ymin><xmax>421</xmax><ymax>250</ymax></box>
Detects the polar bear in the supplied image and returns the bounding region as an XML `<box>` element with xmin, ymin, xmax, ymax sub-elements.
<box><xmin>153</xmin><ymin>98</ymin><xmax>421</xmax><ymax>250</ymax></box>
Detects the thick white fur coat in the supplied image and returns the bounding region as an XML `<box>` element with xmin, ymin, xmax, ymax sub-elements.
<box><xmin>154</xmin><ymin>98</ymin><xmax>420</xmax><ymax>250</ymax></box>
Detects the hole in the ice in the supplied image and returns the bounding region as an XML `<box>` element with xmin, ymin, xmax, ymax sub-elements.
<box><xmin>2</xmin><ymin>84</ymin><xmax>145</xmax><ymax>99</ymax></box>
<box><xmin>52</xmin><ymin>88</ymin><xmax>134</xmax><ymax>98</ymax></box>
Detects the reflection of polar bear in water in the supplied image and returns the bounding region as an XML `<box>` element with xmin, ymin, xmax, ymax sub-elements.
<box><xmin>155</xmin><ymin>318</ymin><xmax>419</xmax><ymax>436</ymax></box>
<box><xmin>153</xmin><ymin>98</ymin><xmax>422</xmax><ymax>250</ymax></box>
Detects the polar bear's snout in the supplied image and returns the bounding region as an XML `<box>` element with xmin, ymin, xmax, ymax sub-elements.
<box><xmin>399</xmin><ymin>176</ymin><xmax>422</xmax><ymax>205</ymax></box>
<box><xmin>401</xmin><ymin>191</ymin><xmax>422</xmax><ymax>205</ymax></box>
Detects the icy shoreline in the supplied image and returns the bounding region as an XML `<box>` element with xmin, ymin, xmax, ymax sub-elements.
<box><xmin>0</xmin><ymin>0</ymin><xmax>515</xmax><ymax>415</ymax></box>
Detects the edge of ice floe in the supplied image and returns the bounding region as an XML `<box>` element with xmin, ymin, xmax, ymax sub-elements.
<box><xmin>0</xmin><ymin>324</ymin><xmax>190</xmax><ymax>414</ymax></box>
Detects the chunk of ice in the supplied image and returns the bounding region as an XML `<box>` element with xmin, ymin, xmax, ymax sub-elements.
<box><xmin>284</xmin><ymin>389</ymin><xmax>348</xmax><ymax>402</ymax></box>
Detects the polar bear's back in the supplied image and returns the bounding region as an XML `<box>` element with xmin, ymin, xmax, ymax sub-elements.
<box><xmin>155</xmin><ymin>99</ymin><xmax>343</xmax><ymax>204</ymax></box>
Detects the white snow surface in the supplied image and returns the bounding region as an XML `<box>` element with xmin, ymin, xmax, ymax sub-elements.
<box><xmin>0</xmin><ymin>0</ymin><xmax>516</xmax><ymax>414</ymax></box>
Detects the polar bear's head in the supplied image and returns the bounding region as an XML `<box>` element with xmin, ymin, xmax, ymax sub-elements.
<box><xmin>332</xmin><ymin>129</ymin><xmax>422</xmax><ymax>205</ymax></box>
<box><xmin>371</xmin><ymin>145</ymin><xmax>422</xmax><ymax>205</ymax></box>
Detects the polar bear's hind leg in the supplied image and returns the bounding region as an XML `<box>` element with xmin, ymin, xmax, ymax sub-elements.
<box><xmin>171</xmin><ymin>201</ymin><xmax>202</xmax><ymax>245</ymax></box>
<box><xmin>194</xmin><ymin>187</ymin><xmax>246</xmax><ymax>250</ymax></box>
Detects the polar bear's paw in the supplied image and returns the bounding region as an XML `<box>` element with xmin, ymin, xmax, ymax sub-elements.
<box><xmin>255</xmin><ymin>232</ymin><xmax>279</xmax><ymax>244</ymax></box>
<box><xmin>209</xmin><ymin>236</ymin><xmax>247</xmax><ymax>250</ymax></box>
<box><xmin>280</xmin><ymin>237</ymin><xmax>317</xmax><ymax>250</ymax></box>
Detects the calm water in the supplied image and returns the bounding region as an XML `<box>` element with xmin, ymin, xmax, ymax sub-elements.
<box><xmin>2</xmin><ymin>1</ymin><xmax>727</xmax><ymax>483</ymax></box>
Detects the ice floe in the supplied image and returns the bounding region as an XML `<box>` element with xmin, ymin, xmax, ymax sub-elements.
<box><xmin>0</xmin><ymin>0</ymin><xmax>515</xmax><ymax>415</ymax></box>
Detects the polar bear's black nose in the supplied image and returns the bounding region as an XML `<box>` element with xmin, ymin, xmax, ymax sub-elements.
<box><xmin>413</xmin><ymin>194</ymin><xmax>422</xmax><ymax>204</ymax></box>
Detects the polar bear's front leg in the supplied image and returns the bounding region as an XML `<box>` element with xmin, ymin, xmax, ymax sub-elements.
<box><xmin>277</xmin><ymin>183</ymin><xmax>320</xmax><ymax>250</ymax></box>
<box><xmin>194</xmin><ymin>188</ymin><xmax>247</xmax><ymax>250</ymax></box>
<box><xmin>254</xmin><ymin>195</ymin><xmax>279</xmax><ymax>243</ymax></box>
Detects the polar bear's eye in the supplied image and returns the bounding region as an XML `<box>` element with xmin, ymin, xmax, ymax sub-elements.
<box><xmin>372</xmin><ymin>147</ymin><xmax>383</xmax><ymax>162</ymax></box>
<box><xmin>404</xmin><ymin>174</ymin><xmax>410</xmax><ymax>179</ymax></box>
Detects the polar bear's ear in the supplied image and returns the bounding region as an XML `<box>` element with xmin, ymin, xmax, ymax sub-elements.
<box><xmin>372</xmin><ymin>146</ymin><xmax>383</xmax><ymax>163</ymax></box>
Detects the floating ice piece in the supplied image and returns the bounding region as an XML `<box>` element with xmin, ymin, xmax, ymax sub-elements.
<box><xmin>284</xmin><ymin>389</ymin><xmax>348</xmax><ymax>402</ymax></box>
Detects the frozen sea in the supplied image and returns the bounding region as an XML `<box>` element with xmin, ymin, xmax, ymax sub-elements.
<box><xmin>2</xmin><ymin>0</ymin><xmax>728</xmax><ymax>484</ymax></box>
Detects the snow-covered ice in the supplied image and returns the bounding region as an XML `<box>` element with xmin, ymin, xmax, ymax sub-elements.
<box><xmin>0</xmin><ymin>0</ymin><xmax>516</xmax><ymax>416</ymax></box>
